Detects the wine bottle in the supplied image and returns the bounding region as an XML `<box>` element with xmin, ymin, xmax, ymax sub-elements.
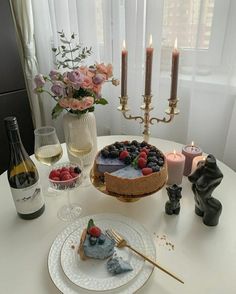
<box><xmin>4</xmin><ymin>117</ymin><xmax>45</xmax><ymax>220</ymax></box>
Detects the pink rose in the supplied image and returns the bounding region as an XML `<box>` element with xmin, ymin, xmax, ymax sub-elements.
<box><xmin>58</xmin><ymin>98</ymin><xmax>70</xmax><ymax>108</ymax></box>
<box><xmin>83</xmin><ymin>96</ymin><xmax>94</xmax><ymax>108</ymax></box>
<box><xmin>51</xmin><ymin>81</ymin><xmax>65</xmax><ymax>97</ymax></box>
<box><xmin>69</xmin><ymin>98</ymin><xmax>81</xmax><ymax>110</ymax></box>
<box><xmin>106</xmin><ymin>63</ymin><xmax>113</xmax><ymax>78</ymax></box>
<box><xmin>92</xmin><ymin>84</ymin><xmax>102</xmax><ymax>94</ymax></box>
<box><xmin>82</xmin><ymin>76</ymin><xmax>93</xmax><ymax>89</ymax></box>
<box><xmin>34</xmin><ymin>74</ymin><xmax>45</xmax><ymax>88</ymax></box>
<box><xmin>87</xmin><ymin>66</ymin><xmax>96</xmax><ymax>78</ymax></box>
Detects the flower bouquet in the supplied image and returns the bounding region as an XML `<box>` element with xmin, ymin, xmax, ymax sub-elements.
<box><xmin>34</xmin><ymin>31</ymin><xmax>119</xmax><ymax>119</ymax></box>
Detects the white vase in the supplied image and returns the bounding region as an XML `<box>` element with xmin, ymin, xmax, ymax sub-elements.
<box><xmin>63</xmin><ymin>112</ymin><xmax>98</xmax><ymax>166</ymax></box>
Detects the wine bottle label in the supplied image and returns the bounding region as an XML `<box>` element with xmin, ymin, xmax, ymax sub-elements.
<box><xmin>10</xmin><ymin>181</ymin><xmax>44</xmax><ymax>214</ymax></box>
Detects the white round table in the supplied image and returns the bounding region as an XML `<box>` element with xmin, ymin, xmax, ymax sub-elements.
<box><xmin>0</xmin><ymin>135</ymin><xmax>236</xmax><ymax>294</ymax></box>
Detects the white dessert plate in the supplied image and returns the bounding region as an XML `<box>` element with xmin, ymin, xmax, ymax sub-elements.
<box><xmin>48</xmin><ymin>213</ymin><xmax>156</xmax><ymax>294</ymax></box>
<box><xmin>60</xmin><ymin>218</ymin><xmax>145</xmax><ymax>291</ymax></box>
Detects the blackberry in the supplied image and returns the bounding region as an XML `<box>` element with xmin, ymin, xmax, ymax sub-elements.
<box><xmin>74</xmin><ymin>166</ymin><xmax>81</xmax><ymax>174</ymax></box>
<box><xmin>129</xmin><ymin>145</ymin><xmax>137</xmax><ymax>152</ymax></box>
<box><xmin>114</xmin><ymin>142</ymin><xmax>124</xmax><ymax>149</ymax></box>
<box><xmin>98</xmin><ymin>234</ymin><xmax>106</xmax><ymax>244</ymax></box>
<box><xmin>110</xmin><ymin>150</ymin><xmax>119</xmax><ymax>158</ymax></box>
<box><xmin>152</xmin><ymin>165</ymin><xmax>160</xmax><ymax>172</ymax></box>
<box><xmin>89</xmin><ymin>236</ymin><xmax>97</xmax><ymax>246</ymax></box>
<box><xmin>131</xmin><ymin>140</ymin><xmax>139</xmax><ymax>146</ymax></box>
<box><xmin>101</xmin><ymin>149</ymin><xmax>109</xmax><ymax>158</ymax></box>
<box><xmin>140</xmin><ymin>141</ymin><xmax>147</xmax><ymax>147</ymax></box>
<box><xmin>108</xmin><ymin>145</ymin><xmax>116</xmax><ymax>151</ymax></box>
<box><xmin>124</xmin><ymin>155</ymin><xmax>132</xmax><ymax>165</ymax></box>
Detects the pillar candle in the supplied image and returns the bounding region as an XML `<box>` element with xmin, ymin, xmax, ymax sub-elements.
<box><xmin>121</xmin><ymin>40</ymin><xmax>128</xmax><ymax>97</ymax></box>
<box><xmin>165</xmin><ymin>150</ymin><xmax>185</xmax><ymax>185</ymax></box>
<box><xmin>191</xmin><ymin>155</ymin><xmax>206</xmax><ymax>174</ymax></box>
<box><xmin>145</xmin><ymin>35</ymin><xmax>154</xmax><ymax>96</ymax></box>
<box><xmin>170</xmin><ymin>38</ymin><xmax>179</xmax><ymax>100</ymax></box>
<box><xmin>182</xmin><ymin>142</ymin><xmax>202</xmax><ymax>176</ymax></box>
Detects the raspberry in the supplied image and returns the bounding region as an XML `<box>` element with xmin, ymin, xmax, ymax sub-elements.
<box><xmin>142</xmin><ymin>167</ymin><xmax>153</xmax><ymax>175</ymax></box>
<box><xmin>61</xmin><ymin>167</ymin><xmax>69</xmax><ymax>172</ymax></box>
<box><xmin>138</xmin><ymin>157</ymin><xmax>147</xmax><ymax>168</ymax></box>
<box><xmin>70</xmin><ymin>172</ymin><xmax>79</xmax><ymax>178</ymax></box>
<box><xmin>139</xmin><ymin>151</ymin><xmax>147</xmax><ymax>159</ymax></box>
<box><xmin>60</xmin><ymin>171</ymin><xmax>71</xmax><ymax>180</ymax></box>
<box><xmin>49</xmin><ymin>170</ymin><xmax>60</xmax><ymax>179</ymax></box>
<box><xmin>61</xmin><ymin>173</ymin><xmax>73</xmax><ymax>181</ymax></box>
<box><xmin>51</xmin><ymin>176</ymin><xmax>60</xmax><ymax>181</ymax></box>
<box><xmin>88</xmin><ymin>226</ymin><xmax>101</xmax><ymax>237</ymax></box>
<box><xmin>141</xmin><ymin>147</ymin><xmax>149</xmax><ymax>155</ymax></box>
<box><xmin>119</xmin><ymin>150</ymin><xmax>129</xmax><ymax>160</ymax></box>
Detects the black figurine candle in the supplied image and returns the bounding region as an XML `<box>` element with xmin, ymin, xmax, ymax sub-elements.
<box><xmin>165</xmin><ymin>184</ymin><xmax>182</xmax><ymax>215</ymax></box>
<box><xmin>188</xmin><ymin>154</ymin><xmax>223</xmax><ymax>226</ymax></box>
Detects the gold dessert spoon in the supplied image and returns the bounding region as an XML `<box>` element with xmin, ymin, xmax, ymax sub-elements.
<box><xmin>106</xmin><ymin>229</ymin><xmax>184</xmax><ymax>284</ymax></box>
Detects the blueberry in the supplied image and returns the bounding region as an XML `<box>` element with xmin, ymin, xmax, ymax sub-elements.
<box><xmin>152</xmin><ymin>165</ymin><xmax>160</xmax><ymax>172</ymax></box>
<box><xmin>148</xmin><ymin>151</ymin><xmax>157</xmax><ymax>157</ymax></box>
<box><xmin>98</xmin><ymin>234</ymin><xmax>106</xmax><ymax>244</ymax></box>
<box><xmin>101</xmin><ymin>149</ymin><xmax>109</xmax><ymax>158</ymax></box>
<box><xmin>147</xmin><ymin>156</ymin><xmax>158</xmax><ymax>163</ymax></box>
<box><xmin>74</xmin><ymin>166</ymin><xmax>81</xmax><ymax>174</ymax></box>
<box><xmin>89</xmin><ymin>236</ymin><xmax>97</xmax><ymax>246</ymax></box>
<box><xmin>124</xmin><ymin>155</ymin><xmax>132</xmax><ymax>165</ymax></box>
<box><xmin>158</xmin><ymin>159</ymin><xmax>164</xmax><ymax>166</ymax></box>
<box><xmin>147</xmin><ymin>162</ymin><xmax>156</xmax><ymax>168</ymax></box>
<box><xmin>129</xmin><ymin>145</ymin><xmax>137</xmax><ymax>152</ymax></box>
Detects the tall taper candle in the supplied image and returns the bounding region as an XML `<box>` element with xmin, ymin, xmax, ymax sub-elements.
<box><xmin>170</xmin><ymin>38</ymin><xmax>179</xmax><ymax>100</ymax></box>
<box><xmin>145</xmin><ymin>35</ymin><xmax>154</xmax><ymax>96</ymax></box>
<box><xmin>121</xmin><ymin>40</ymin><xmax>128</xmax><ymax>97</ymax></box>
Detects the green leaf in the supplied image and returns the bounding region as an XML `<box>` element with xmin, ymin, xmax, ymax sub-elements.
<box><xmin>60</xmin><ymin>38</ymin><xmax>70</xmax><ymax>44</ymax></box>
<box><xmin>87</xmin><ymin>219</ymin><xmax>95</xmax><ymax>232</ymax></box>
<box><xmin>96</xmin><ymin>98</ymin><xmax>108</xmax><ymax>105</ymax></box>
<box><xmin>51</xmin><ymin>103</ymin><xmax>64</xmax><ymax>119</ymax></box>
<box><xmin>52</xmin><ymin>47</ymin><xmax>57</xmax><ymax>52</ymax></box>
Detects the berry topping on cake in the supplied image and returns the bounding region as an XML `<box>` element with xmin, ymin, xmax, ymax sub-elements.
<box><xmin>142</xmin><ymin>167</ymin><xmax>153</xmax><ymax>175</ymax></box>
<box><xmin>138</xmin><ymin>157</ymin><xmax>147</xmax><ymax>168</ymax></box>
<box><xmin>119</xmin><ymin>150</ymin><xmax>129</xmax><ymax>160</ymax></box>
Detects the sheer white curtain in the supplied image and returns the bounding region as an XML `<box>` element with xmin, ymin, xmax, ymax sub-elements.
<box><xmin>12</xmin><ymin>0</ymin><xmax>236</xmax><ymax>170</ymax></box>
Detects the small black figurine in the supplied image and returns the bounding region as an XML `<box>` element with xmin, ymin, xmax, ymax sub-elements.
<box><xmin>188</xmin><ymin>154</ymin><xmax>223</xmax><ymax>226</ymax></box>
<box><xmin>165</xmin><ymin>184</ymin><xmax>182</xmax><ymax>215</ymax></box>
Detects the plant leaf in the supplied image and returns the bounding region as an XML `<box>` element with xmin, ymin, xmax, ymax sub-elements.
<box><xmin>51</xmin><ymin>103</ymin><xmax>64</xmax><ymax>119</ymax></box>
<box><xmin>96</xmin><ymin>98</ymin><xmax>108</xmax><ymax>105</ymax></box>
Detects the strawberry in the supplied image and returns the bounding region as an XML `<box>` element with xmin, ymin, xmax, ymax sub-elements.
<box><xmin>142</xmin><ymin>167</ymin><xmax>153</xmax><ymax>175</ymax></box>
<box><xmin>139</xmin><ymin>151</ymin><xmax>147</xmax><ymax>159</ymax></box>
<box><xmin>88</xmin><ymin>226</ymin><xmax>101</xmax><ymax>237</ymax></box>
<box><xmin>119</xmin><ymin>150</ymin><xmax>129</xmax><ymax>160</ymax></box>
<box><xmin>138</xmin><ymin>157</ymin><xmax>147</xmax><ymax>168</ymax></box>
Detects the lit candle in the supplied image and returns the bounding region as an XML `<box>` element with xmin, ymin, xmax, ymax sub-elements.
<box><xmin>182</xmin><ymin>141</ymin><xmax>202</xmax><ymax>176</ymax></box>
<box><xmin>145</xmin><ymin>34</ymin><xmax>154</xmax><ymax>96</ymax></box>
<box><xmin>165</xmin><ymin>150</ymin><xmax>185</xmax><ymax>185</ymax></box>
<box><xmin>170</xmin><ymin>38</ymin><xmax>179</xmax><ymax>100</ymax></box>
<box><xmin>191</xmin><ymin>155</ymin><xmax>206</xmax><ymax>174</ymax></box>
<box><xmin>121</xmin><ymin>40</ymin><xmax>128</xmax><ymax>97</ymax></box>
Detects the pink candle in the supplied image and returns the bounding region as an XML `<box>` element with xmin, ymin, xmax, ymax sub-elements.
<box><xmin>145</xmin><ymin>35</ymin><xmax>154</xmax><ymax>96</ymax></box>
<box><xmin>121</xmin><ymin>40</ymin><xmax>128</xmax><ymax>97</ymax></box>
<box><xmin>191</xmin><ymin>155</ymin><xmax>206</xmax><ymax>174</ymax></box>
<box><xmin>170</xmin><ymin>38</ymin><xmax>179</xmax><ymax>100</ymax></box>
<box><xmin>165</xmin><ymin>150</ymin><xmax>185</xmax><ymax>185</ymax></box>
<box><xmin>182</xmin><ymin>142</ymin><xmax>202</xmax><ymax>176</ymax></box>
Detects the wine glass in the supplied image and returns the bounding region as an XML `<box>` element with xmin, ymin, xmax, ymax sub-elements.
<box><xmin>34</xmin><ymin>126</ymin><xmax>63</xmax><ymax>194</ymax></box>
<box><xmin>66</xmin><ymin>124</ymin><xmax>93</xmax><ymax>186</ymax></box>
<box><xmin>49</xmin><ymin>161</ymin><xmax>83</xmax><ymax>222</ymax></box>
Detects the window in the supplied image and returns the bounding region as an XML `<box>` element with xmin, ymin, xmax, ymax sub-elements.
<box><xmin>161</xmin><ymin>0</ymin><xmax>230</xmax><ymax>68</ymax></box>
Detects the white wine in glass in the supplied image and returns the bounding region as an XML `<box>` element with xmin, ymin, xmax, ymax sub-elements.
<box><xmin>35</xmin><ymin>144</ymin><xmax>63</xmax><ymax>166</ymax></box>
<box><xmin>34</xmin><ymin>126</ymin><xmax>63</xmax><ymax>195</ymax></box>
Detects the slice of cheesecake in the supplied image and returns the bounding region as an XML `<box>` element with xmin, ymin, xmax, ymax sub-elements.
<box><xmin>107</xmin><ymin>256</ymin><xmax>133</xmax><ymax>275</ymax></box>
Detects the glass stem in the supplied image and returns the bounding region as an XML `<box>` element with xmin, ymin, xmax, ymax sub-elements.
<box><xmin>67</xmin><ymin>190</ymin><xmax>72</xmax><ymax>208</ymax></box>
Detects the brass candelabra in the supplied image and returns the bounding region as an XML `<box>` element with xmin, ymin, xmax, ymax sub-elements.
<box><xmin>118</xmin><ymin>95</ymin><xmax>179</xmax><ymax>142</ymax></box>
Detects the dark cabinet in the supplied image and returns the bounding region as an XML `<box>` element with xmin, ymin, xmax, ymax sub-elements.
<box><xmin>0</xmin><ymin>0</ymin><xmax>34</xmax><ymax>174</ymax></box>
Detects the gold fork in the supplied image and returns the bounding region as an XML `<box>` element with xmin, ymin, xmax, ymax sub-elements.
<box><xmin>106</xmin><ymin>229</ymin><xmax>184</xmax><ymax>284</ymax></box>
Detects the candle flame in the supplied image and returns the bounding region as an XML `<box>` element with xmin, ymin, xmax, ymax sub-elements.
<box><xmin>203</xmin><ymin>156</ymin><xmax>206</xmax><ymax>161</ymax></box>
<box><xmin>174</xmin><ymin>38</ymin><xmax>178</xmax><ymax>49</ymax></box>
<box><xmin>122</xmin><ymin>40</ymin><xmax>126</xmax><ymax>50</ymax></box>
<box><xmin>173</xmin><ymin>149</ymin><xmax>176</xmax><ymax>157</ymax></box>
<box><xmin>191</xmin><ymin>141</ymin><xmax>194</xmax><ymax>147</ymax></box>
<box><xmin>149</xmin><ymin>34</ymin><xmax>153</xmax><ymax>47</ymax></box>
